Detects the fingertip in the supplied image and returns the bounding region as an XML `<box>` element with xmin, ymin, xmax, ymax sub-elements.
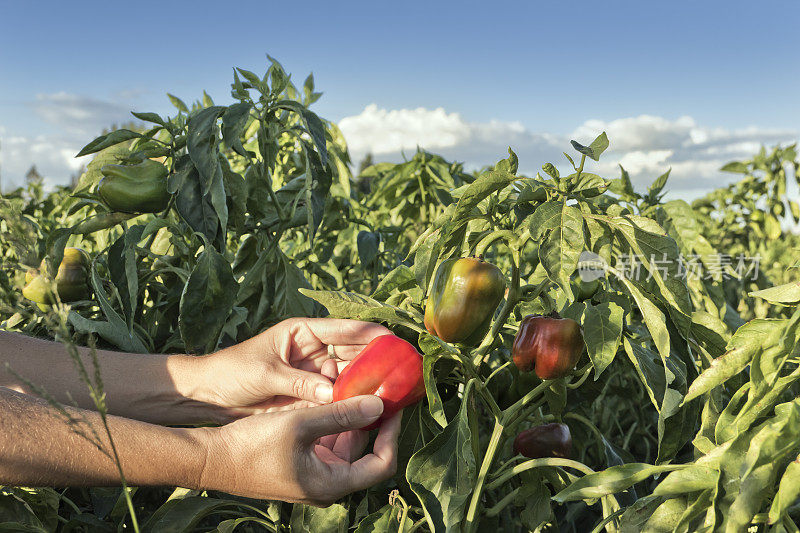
<box><xmin>315</xmin><ymin>381</ymin><xmax>333</xmax><ymax>403</ymax></box>
<box><xmin>373</xmin><ymin>409</ymin><xmax>402</xmax><ymax>459</ymax></box>
<box><xmin>321</xmin><ymin>359</ymin><xmax>339</xmax><ymax>380</ymax></box>
<box><xmin>357</xmin><ymin>395</ymin><xmax>384</xmax><ymax>418</ymax></box>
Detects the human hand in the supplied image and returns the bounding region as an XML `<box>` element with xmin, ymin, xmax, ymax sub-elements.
<box><xmin>195</xmin><ymin>395</ymin><xmax>401</xmax><ymax>505</ymax></box>
<box><xmin>194</xmin><ymin>319</ymin><xmax>391</xmax><ymax>422</ymax></box>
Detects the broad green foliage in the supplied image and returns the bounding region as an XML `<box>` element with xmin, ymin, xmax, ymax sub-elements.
<box><xmin>2</xmin><ymin>59</ymin><xmax>800</xmax><ymax>531</ymax></box>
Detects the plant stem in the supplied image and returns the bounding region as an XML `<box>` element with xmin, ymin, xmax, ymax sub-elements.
<box><xmin>392</xmin><ymin>493</ymin><xmax>410</xmax><ymax>532</ymax></box>
<box><xmin>406</xmin><ymin>518</ymin><xmax>429</xmax><ymax>533</ymax></box>
<box><xmin>486</xmin><ymin>458</ymin><xmax>595</xmax><ymax>491</ymax></box>
<box><xmin>485</xmin><ymin>361</ymin><xmax>511</xmax><ymax>386</ymax></box>
<box><xmin>564</xmin><ymin>412</ymin><xmax>605</xmax><ymax>442</ymax></box>
<box><xmin>567</xmin><ymin>363</ymin><xmax>593</xmax><ymax>389</ymax></box>
<box><xmin>464</xmin><ymin>420</ymin><xmax>504</xmax><ymax>533</ymax></box>
<box><xmin>96</xmin><ymin>413</ymin><xmax>139</xmax><ymax>532</ymax></box>
<box><xmin>485</xmin><ymin>487</ymin><xmax>520</xmax><ymax>517</ymax></box>
<box><xmin>590</xmin><ymin>507</ymin><xmax>626</xmax><ymax>533</ymax></box>
<box><xmin>263</xmin><ymin>164</ymin><xmax>286</xmax><ymax>222</ymax></box>
<box><xmin>575</xmin><ymin>154</ymin><xmax>587</xmax><ymax>182</ymax></box>
<box><xmin>502</xmin><ymin>379</ymin><xmax>551</xmax><ymax>425</ymax></box>
<box><xmin>474</xmin><ymin>230</ymin><xmax>516</xmax><ymax>258</ymax></box>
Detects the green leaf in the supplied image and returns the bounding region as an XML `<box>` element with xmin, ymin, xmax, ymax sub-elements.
<box><xmin>0</xmin><ymin>487</ymin><xmax>61</xmax><ymax>531</ymax></box>
<box><xmin>220</xmin><ymin>156</ymin><xmax>247</xmax><ymax>232</ymax></box>
<box><xmin>71</xmin><ymin>312</ymin><xmax>149</xmax><ymax>355</ymax></box>
<box><xmin>572</xmin><ymin>172</ymin><xmax>609</xmax><ymax>197</ymax></box>
<box><xmin>644</xmin><ymin>497</ymin><xmax>692</xmax><ymax>532</ymax></box>
<box><xmin>179</xmin><ymin>247</ymin><xmax>238</xmax><ymax>353</ymax></box>
<box><xmin>582</xmin><ymin>301</ymin><xmax>623</xmax><ymax>378</ymax></box>
<box><xmin>646</xmin><ymin>169</ymin><xmax>670</xmax><ymax>201</ymax></box>
<box><xmin>493</xmin><ymin>148</ymin><xmax>519</xmax><ymax>174</ymax></box>
<box><xmin>235</xmin><ymin>68</ymin><xmax>267</xmax><ymax>93</ymax></box>
<box><xmin>130</xmin><ymin>111</ymin><xmax>166</xmax><ymax>127</ymax></box>
<box><xmin>659</xmin><ymin>200</ymin><xmax>719</xmax><ymax>266</ymax></box>
<box><xmin>71</xmin><ymin>264</ymin><xmax>148</xmax><ymax>353</ymax></box>
<box><xmin>609</xmin><ymin>215</ymin><xmax>692</xmax><ymax>337</ymax></box>
<box><xmin>608</xmin><ymin>165</ymin><xmax>636</xmax><ymax>199</ymax></box>
<box><xmin>76</xmin><ymin>130</ymin><xmax>141</xmax><ymax>157</ymax></box>
<box><xmin>186</xmin><ymin>106</ymin><xmax>226</xmax><ymax>194</ymax></box>
<box><xmin>407</xmin><ymin>381</ymin><xmax>478</xmax><ymax>532</ymax></box>
<box><xmin>72</xmin><ymin>143</ymin><xmax>131</xmax><ymax>194</ymax></box>
<box><xmin>769</xmin><ymin>460</ymin><xmax>800</xmax><ymax>524</ymax></box>
<box><xmin>689</xmin><ymin>310</ymin><xmax>730</xmax><ymax>358</ymax></box>
<box><xmin>354</xmin><ymin>505</ymin><xmax>401</xmax><ymax>532</ymax></box>
<box><xmin>554</xmin><ymin>463</ymin><xmax>682</xmax><ymax>502</ymax></box>
<box><xmin>720</xmin><ymin>161</ymin><xmax>749</xmax><ymax>174</ymax></box>
<box><xmin>371</xmin><ymin>265</ymin><xmax>417</xmax><ymax>301</ymax></box>
<box><xmin>684</xmin><ymin>345</ymin><xmax>758</xmax><ymax>403</ymax></box>
<box><xmin>107</xmin><ymin>225</ymin><xmax>145</xmax><ymax>327</ymax></box>
<box><xmin>172</xmin><ymin>157</ymin><xmax>221</xmax><ymax>246</ymax></box>
<box><xmin>418</xmin><ymin>333</ymin><xmax>460</xmax><ymax>427</ymax></box>
<box><xmin>275</xmin><ymin>253</ymin><xmax>316</xmax><ymax>317</ymax></box>
<box><xmin>527</xmin><ymin>201</ymin><xmax>562</xmax><ymax>239</ymax></box>
<box><xmin>623</xmin><ymin>336</ymin><xmax>690</xmax><ymax>463</ymax></box>
<box><xmin>300</xmin><ymin>109</ymin><xmax>329</xmax><ymax>167</ymax></box>
<box><xmin>275</xmin><ymin>100</ymin><xmax>329</xmax><ymax>166</ymax></box>
<box><xmin>765</xmin><ymin>214</ymin><xmax>782</xmax><ymax>239</ymax></box>
<box><xmin>167</xmin><ymin>93</ymin><xmax>189</xmax><ymax>113</ymax></box>
<box><xmin>542</xmin><ymin>162</ymin><xmax>559</xmax><ymax>179</ymax></box>
<box><xmin>725</xmin><ymin>399</ymin><xmax>800</xmax><ymax>530</ymax></box>
<box><xmin>142</xmin><ymin>496</ymin><xmax>237</xmax><ymax>532</ymax></box>
<box><xmin>651</xmin><ymin>465</ymin><xmax>718</xmax><ymax>497</ymax></box>
<box><xmin>538</xmin><ymin>204</ymin><xmax>585</xmax><ymax>295</ymax></box>
<box><xmin>450</xmin><ymin>169</ymin><xmax>517</xmax><ymax>222</ymax></box>
<box><xmin>749</xmin><ymin>281</ymin><xmax>800</xmax><ymax>305</ymax></box>
<box><xmin>221</xmin><ymin>102</ymin><xmax>252</xmax><ymax>158</ymax></box>
<box><xmin>299</xmin><ymin>289</ymin><xmax>418</xmax><ymax>330</ymax></box>
<box><xmin>570</xmin><ymin>132</ymin><xmax>609</xmax><ymax>161</ymax></box>
<box><xmin>685</xmin><ymin>318</ymin><xmax>784</xmax><ymax>402</ymax></box>
<box><xmin>617</xmin><ymin>496</ymin><xmax>668</xmax><ymax>532</ymax></box>
<box><xmin>290</xmin><ymin>503</ymin><xmax>348</xmax><ymax>533</ymax></box>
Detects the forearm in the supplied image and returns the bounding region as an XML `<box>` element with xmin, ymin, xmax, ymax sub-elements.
<box><xmin>0</xmin><ymin>331</ymin><xmax>225</xmax><ymax>425</ymax></box>
<box><xmin>0</xmin><ymin>387</ymin><xmax>208</xmax><ymax>488</ymax></box>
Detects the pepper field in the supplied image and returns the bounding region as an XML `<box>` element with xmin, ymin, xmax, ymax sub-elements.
<box><xmin>1</xmin><ymin>60</ymin><xmax>800</xmax><ymax>532</ymax></box>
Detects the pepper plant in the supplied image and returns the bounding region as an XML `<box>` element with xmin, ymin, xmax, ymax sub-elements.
<box><xmin>2</xmin><ymin>58</ymin><xmax>800</xmax><ymax>532</ymax></box>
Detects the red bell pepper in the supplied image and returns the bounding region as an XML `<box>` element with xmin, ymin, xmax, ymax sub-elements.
<box><xmin>512</xmin><ymin>314</ymin><xmax>584</xmax><ymax>380</ymax></box>
<box><xmin>332</xmin><ymin>334</ymin><xmax>425</xmax><ymax>430</ymax></box>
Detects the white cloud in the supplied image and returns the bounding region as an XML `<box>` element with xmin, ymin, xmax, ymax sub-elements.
<box><xmin>572</xmin><ymin>115</ymin><xmax>697</xmax><ymax>152</ymax></box>
<box><xmin>340</xmin><ymin>104</ymin><xmax>565</xmax><ymax>173</ymax></box>
<box><xmin>340</xmin><ymin>106</ymin><xmax>799</xmax><ymax>198</ymax></box>
<box><xmin>340</xmin><ymin>104</ymin><xmax>467</xmax><ymax>154</ymax></box>
<box><xmin>29</xmin><ymin>92</ymin><xmax>133</xmax><ymax>137</ymax></box>
<box><xmin>0</xmin><ymin>92</ymin><xmax>139</xmax><ymax>191</ymax></box>
<box><xmin>0</xmin><ymin>132</ymin><xmax>87</xmax><ymax>190</ymax></box>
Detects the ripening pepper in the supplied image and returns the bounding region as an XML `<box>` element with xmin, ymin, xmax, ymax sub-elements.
<box><xmin>424</xmin><ymin>257</ymin><xmax>506</xmax><ymax>344</ymax></box>
<box><xmin>513</xmin><ymin>423</ymin><xmax>572</xmax><ymax>459</ymax></box>
<box><xmin>97</xmin><ymin>159</ymin><xmax>169</xmax><ymax>213</ymax></box>
<box><xmin>332</xmin><ymin>334</ymin><xmax>425</xmax><ymax>430</ymax></box>
<box><xmin>22</xmin><ymin>247</ymin><xmax>91</xmax><ymax>304</ymax></box>
<box><xmin>512</xmin><ymin>313</ymin><xmax>584</xmax><ymax>379</ymax></box>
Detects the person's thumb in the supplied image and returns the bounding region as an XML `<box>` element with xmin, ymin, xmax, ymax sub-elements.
<box><xmin>296</xmin><ymin>396</ymin><xmax>384</xmax><ymax>441</ymax></box>
<box><xmin>274</xmin><ymin>366</ymin><xmax>335</xmax><ymax>404</ymax></box>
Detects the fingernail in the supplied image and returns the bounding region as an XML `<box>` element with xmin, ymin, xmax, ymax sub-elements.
<box><xmin>359</xmin><ymin>396</ymin><xmax>384</xmax><ymax>418</ymax></box>
<box><xmin>315</xmin><ymin>383</ymin><xmax>333</xmax><ymax>403</ymax></box>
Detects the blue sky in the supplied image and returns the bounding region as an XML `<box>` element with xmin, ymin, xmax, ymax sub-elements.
<box><xmin>1</xmin><ymin>0</ymin><xmax>798</xmax><ymax>196</ymax></box>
